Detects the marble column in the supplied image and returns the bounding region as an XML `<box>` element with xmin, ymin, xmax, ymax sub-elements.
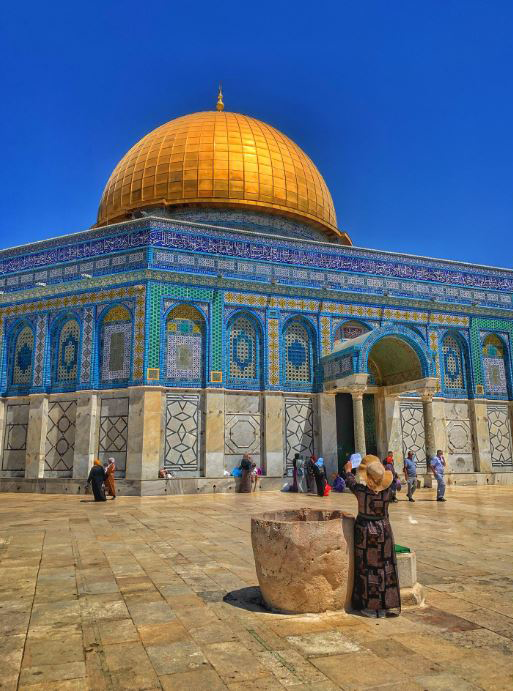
<box><xmin>25</xmin><ymin>394</ymin><xmax>49</xmax><ymax>479</ymax></box>
<box><xmin>126</xmin><ymin>387</ymin><xmax>163</xmax><ymax>481</ymax></box>
<box><xmin>263</xmin><ymin>393</ymin><xmax>284</xmax><ymax>477</ymax></box>
<box><xmin>352</xmin><ymin>390</ymin><xmax>366</xmax><ymax>456</ymax></box>
<box><xmin>73</xmin><ymin>394</ymin><xmax>98</xmax><ymax>479</ymax></box>
<box><xmin>204</xmin><ymin>390</ymin><xmax>225</xmax><ymax>477</ymax></box>
<box><xmin>422</xmin><ymin>393</ymin><xmax>436</xmax><ymax>464</ymax></box>
<box><xmin>317</xmin><ymin>393</ymin><xmax>337</xmax><ymax>477</ymax></box>
<box><xmin>469</xmin><ymin>399</ymin><xmax>493</xmax><ymax>473</ymax></box>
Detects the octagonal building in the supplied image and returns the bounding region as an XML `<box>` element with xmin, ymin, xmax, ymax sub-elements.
<box><xmin>1</xmin><ymin>95</ymin><xmax>512</xmax><ymax>494</ymax></box>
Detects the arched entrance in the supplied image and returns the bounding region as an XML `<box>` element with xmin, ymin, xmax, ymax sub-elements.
<box><xmin>321</xmin><ymin>327</ymin><xmax>437</xmax><ymax>469</ymax></box>
<box><xmin>368</xmin><ymin>336</ymin><xmax>423</xmax><ymax>387</ymax></box>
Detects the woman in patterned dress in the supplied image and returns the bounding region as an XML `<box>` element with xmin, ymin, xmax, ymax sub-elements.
<box><xmin>344</xmin><ymin>454</ymin><xmax>401</xmax><ymax>618</ymax></box>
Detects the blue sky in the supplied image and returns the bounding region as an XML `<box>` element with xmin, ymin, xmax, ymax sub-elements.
<box><xmin>1</xmin><ymin>0</ymin><xmax>511</xmax><ymax>266</ymax></box>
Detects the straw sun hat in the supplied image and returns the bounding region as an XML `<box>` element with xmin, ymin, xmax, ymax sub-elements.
<box><xmin>356</xmin><ymin>454</ymin><xmax>394</xmax><ymax>492</ymax></box>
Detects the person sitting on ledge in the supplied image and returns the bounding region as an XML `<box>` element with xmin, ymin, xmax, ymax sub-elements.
<box><xmin>344</xmin><ymin>454</ymin><xmax>401</xmax><ymax>618</ymax></box>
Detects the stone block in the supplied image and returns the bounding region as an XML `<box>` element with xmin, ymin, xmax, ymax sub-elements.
<box><xmin>251</xmin><ymin>508</ymin><xmax>354</xmax><ymax>613</ymax></box>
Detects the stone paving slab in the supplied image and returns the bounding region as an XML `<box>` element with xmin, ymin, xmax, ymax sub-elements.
<box><xmin>0</xmin><ymin>486</ymin><xmax>512</xmax><ymax>690</ymax></box>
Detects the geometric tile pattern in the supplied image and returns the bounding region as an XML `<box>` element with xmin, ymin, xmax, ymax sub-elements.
<box><xmin>166</xmin><ymin>306</ymin><xmax>204</xmax><ymax>384</ymax></box>
<box><xmin>12</xmin><ymin>325</ymin><xmax>34</xmax><ymax>386</ymax></box>
<box><xmin>483</xmin><ymin>334</ymin><xmax>508</xmax><ymax>394</ymax></box>
<box><xmin>442</xmin><ymin>334</ymin><xmax>464</xmax><ymax>390</ymax></box>
<box><xmin>55</xmin><ymin>319</ymin><xmax>80</xmax><ymax>383</ymax></box>
<box><xmin>98</xmin><ymin>406</ymin><xmax>128</xmax><ymax>465</ymax></box>
<box><xmin>80</xmin><ymin>307</ymin><xmax>94</xmax><ymax>384</ymax></box>
<box><xmin>164</xmin><ymin>393</ymin><xmax>201</xmax><ymax>473</ymax></box>
<box><xmin>3</xmin><ymin>405</ymin><xmax>29</xmax><ymax>451</ymax></box>
<box><xmin>225</xmin><ymin>413</ymin><xmax>261</xmax><ymax>455</ymax></box>
<box><xmin>284</xmin><ymin>321</ymin><xmax>311</xmax><ymax>383</ymax></box>
<box><xmin>399</xmin><ymin>403</ymin><xmax>426</xmax><ymax>471</ymax></box>
<box><xmin>285</xmin><ymin>397</ymin><xmax>314</xmax><ymax>472</ymax></box>
<box><xmin>334</xmin><ymin>320</ymin><xmax>368</xmax><ymax>343</ymax></box>
<box><xmin>487</xmin><ymin>404</ymin><xmax>513</xmax><ymax>467</ymax></box>
<box><xmin>44</xmin><ymin>400</ymin><xmax>77</xmax><ymax>473</ymax></box>
<box><xmin>268</xmin><ymin>318</ymin><xmax>279</xmax><ymax>386</ymax></box>
<box><xmin>33</xmin><ymin>315</ymin><xmax>47</xmax><ymax>387</ymax></box>
<box><xmin>101</xmin><ymin>321</ymin><xmax>132</xmax><ymax>382</ymax></box>
<box><xmin>228</xmin><ymin>316</ymin><xmax>257</xmax><ymax>380</ymax></box>
<box><xmin>446</xmin><ymin>419</ymin><xmax>473</xmax><ymax>454</ymax></box>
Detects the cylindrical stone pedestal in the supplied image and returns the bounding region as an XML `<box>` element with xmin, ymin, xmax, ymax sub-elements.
<box><xmin>251</xmin><ymin>508</ymin><xmax>354</xmax><ymax>614</ymax></box>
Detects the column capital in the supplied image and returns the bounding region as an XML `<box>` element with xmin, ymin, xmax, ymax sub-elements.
<box><xmin>421</xmin><ymin>392</ymin><xmax>434</xmax><ymax>404</ymax></box>
<box><xmin>350</xmin><ymin>388</ymin><xmax>366</xmax><ymax>401</ymax></box>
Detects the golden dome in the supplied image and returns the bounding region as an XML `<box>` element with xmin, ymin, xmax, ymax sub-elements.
<box><xmin>97</xmin><ymin>110</ymin><xmax>349</xmax><ymax>242</ymax></box>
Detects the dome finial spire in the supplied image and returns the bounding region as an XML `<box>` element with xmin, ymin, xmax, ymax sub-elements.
<box><xmin>216</xmin><ymin>83</ymin><xmax>224</xmax><ymax>111</ymax></box>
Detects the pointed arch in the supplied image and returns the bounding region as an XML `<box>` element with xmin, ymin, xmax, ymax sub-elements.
<box><xmin>9</xmin><ymin>321</ymin><xmax>35</xmax><ymax>391</ymax></box>
<box><xmin>226</xmin><ymin>310</ymin><xmax>263</xmax><ymax>389</ymax></box>
<box><xmin>333</xmin><ymin>319</ymin><xmax>371</xmax><ymax>345</ymax></box>
<box><xmin>50</xmin><ymin>313</ymin><xmax>81</xmax><ymax>388</ymax></box>
<box><xmin>441</xmin><ymin>331</ymin><xmax>469</xmax><ymax>394</ymax></box>
<box><xmin>282</xmin><ymin>316</ymin><xmax>317</xmax><ymax>390</ymax></box>
<box><xmin>99</xmin><ymin>304</ymin><xmax>133</xmax><ymax>384</ymax></box>
<box><xmin>482</xmin><ymin>333</ymin><xmax>510</xmax><ymax>397</ymax></box>
<box><xmin>164</xmin><ymin>304</ymin><xmax>206</xmax><ymax>386</ymax></box>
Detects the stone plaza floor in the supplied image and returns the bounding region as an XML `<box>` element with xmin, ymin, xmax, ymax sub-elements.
<box><xmin>0</xmin><ymin>485</ymin><xmax>512</xmax><ymax>691</ymax></box>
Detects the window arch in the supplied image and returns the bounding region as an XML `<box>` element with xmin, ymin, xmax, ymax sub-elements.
<box><xmin>52</xmin><ymin>317</ymin><xmax>80</xmax><ymax>386</ymax></box>
<box><xmin>165</xmin><ymin>304</ymin><xmax>205</xmax><ymax>386</ymax></box>
<box><xmin>10</xmin><ymin>322</ymin><xmax>35</xmax><ymax>389</ymax></box>
<box><xmin>441</xmin><ymin>333</ymin><xmax>466</xmax><ymax>392</ymax></box>
<box><xmin>334</xmin><ymin>320</ymin><xmax>369</xmax><ymax>345</ymax></box>
<box><xmin>482</xmin><ymin>334</ymin><xmax>508</xmax><ymax>396</ymax></box>
<box><xmin>100</xmin><ymin>305</ymin><xmax>132</xmax><ymax>384</ymax></box>
<box><xmin>283</xmin><ymin>318</ymin><xmax>315</xmax><ymax>388</ymax></box>
<box><xmin>227</xmin><ymin>313</ymin><xmax>262</xmax><ymax>387</ymax></box>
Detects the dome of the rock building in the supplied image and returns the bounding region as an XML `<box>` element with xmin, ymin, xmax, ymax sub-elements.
<box><xmin>97</xmin><ymin>109</ymin><xmax>349</xmax><ymax>243</ymax></box>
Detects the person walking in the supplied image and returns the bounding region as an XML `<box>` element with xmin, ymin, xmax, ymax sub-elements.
<box><xmin>104</xmin><ymin>457</ymin><xmax>117</xmax><ymax>499</ymax></box>
<box><xmin>312</xmin><ymin>457</ymin><xmax>327</xmax><ymax>497</ymax></box>
<box><xmin>87</xmin><ymin>460</ymin><xmax>107</xmax><ymax>502</ymax></box>
<box><xmin>430</xmin><ymin>450</ymin><xmax>447</xmax><ymax>501</ymax></box>
<box><xmin>344</xmin><ymin>455</ymin><xmax>401</xmax><ymax>618</ymax></box>
<box><xmin>383</xmin><ymin>451</ymin><xmax>398</xmax><ymax>503</ymax></box>
<box><xmin>403</xmin><ymin>451</ymin><xmax>417</xmax><ymax>502</ymax></box>
<box><xmin>250</xmin><ymin>462</ymin><xmax>259</xmax><ymax>492</ymax></box>
<box><xmin>238</xmin><ymin>453</ymin><xmax>252</xmax><ymax>493</ymax></box>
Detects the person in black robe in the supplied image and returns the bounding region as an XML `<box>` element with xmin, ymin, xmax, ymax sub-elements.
<box><xmin>344</xmin><ymin>454</ymin><xmax>401</xmax><ymax>618</ymax></box>
<box><xmin>238</xmin><ymin>454</ymin><xmax>252</xmax><ymax>493</ymax></box>
<box><xmin>312</xmin><ymin>458</ymin><xmax>327</xmax><ymax>497</ymax></box>
<box><xmin>87</xmin><ymin>460</ymin><xmax>107</xmax><ymax>501</ymax></box>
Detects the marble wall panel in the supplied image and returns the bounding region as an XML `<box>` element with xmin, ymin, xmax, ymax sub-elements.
<box><xmin>487</xmin><ymin>403</ymin><xmax>513</xmax><ymax>468</ymax></box>
<box><xmin>2</xmin><ymin>403</ymin><xmax>29</xmax><ymax>472</ymax></box>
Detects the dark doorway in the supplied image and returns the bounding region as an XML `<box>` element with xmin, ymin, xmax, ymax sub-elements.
<box><xmin>335</xmin><ymin>393</ymin><xmax>354</xmax><ymax>472</ymax></box>
<box><xmin>363</xmin><ymin>394</ymin><xmax>377</xmax><ymax>456</ymax></box>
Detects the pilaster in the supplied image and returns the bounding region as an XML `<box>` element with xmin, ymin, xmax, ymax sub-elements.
<box><xmin>126</xmin><ymin>387</ymin><xmax>163</xmax><ymax>480</ymax></box>
<box><xmin>73</xmin><ymin>393</ymin><xmax>99</xmax><ymax>479</ymax></box>
<box><xmin>204</xmin><ymin>390</ymin><xmax>225</xmax><ymax>477</ymax></box>
<box><xmin>469</xmin><ymin>399</ymin><xmax>493</xmax><ymax>472</ymax></box>
<box><xmin>263</xmin><ymin>393</ymin><xmax>284</xmax><ymax>477</ymax></box>
<box><xmin>25</xmin><ymin>394</ymin><xmax>49</xmax><ymax>478</ymax></box>
<box><xmin>317</xmin><ymin>392</ymin><xmax>337</xmax><ymax>477</ymax></box>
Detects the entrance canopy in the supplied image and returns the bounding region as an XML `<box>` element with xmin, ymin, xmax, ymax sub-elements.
<box><xmin>322</xmin><ymin>324</ymin><xmax>437</xmax><ymax>397</ymax></box>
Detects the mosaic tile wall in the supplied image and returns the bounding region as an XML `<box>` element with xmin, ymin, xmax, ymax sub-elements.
<box><xmin>284</xmin><ymin>321</ymin><xmax>312</xmax><ymax>385</ymax></box>
<box><xmin>166</xmin><ymin>305</ymin><xmax>204</xmax><ymax>385</ymax></box>
<box><xmin>53</xmin><ymin>319</ymin><xmax>80</xmax><ymax>384</ymax></box>
<box><xmin>11</xmin><ymin>325</ymin><xmax>34</xmax><ymax>387</ymax></box>
<box><xmin>227</xmin><ymin>315</ymin><xmax>259</xmax><ymax>384</ymax></box>
<box><xmin>441</xmin><ymin>334</ymin><xmax>465</xmax><ymax>391</ymax></box>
